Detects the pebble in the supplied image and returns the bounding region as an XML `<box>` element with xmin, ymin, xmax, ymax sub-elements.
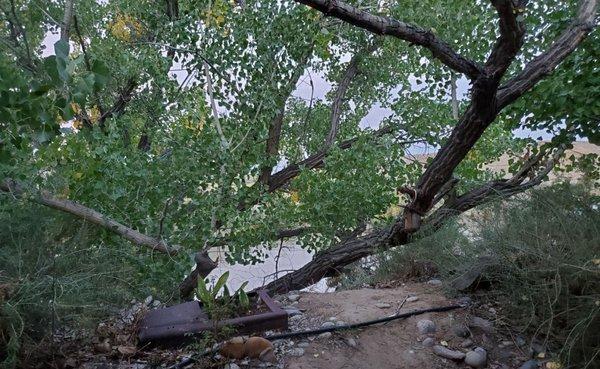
<box><xmin>288</xmin><ymin>294</ymin><xmax>300</xmax><ymax>302</ymax></box>
<box><xmin>515</xmin><ymin>336</ymin><xmax>526</xmax><ymax>347</ymax></box>
<box><xmin>375</xmin><ymin>302</ymin><xmax>391</xmax><ymax>308</ymax></box>
<box><xmin>460</xmin><ymin>339</ymin><xmax>474</xmax><ymax>348</ymax></box>
<box><xmin>317</xmin><ymin>332</ymin><xmax>332</xmax><ymax>339</ymax></box>
<box><xmin>285</xmin><ymin>308</ymin><xmax>303</xmax><ymax>317</ymax></box>
<box><xmin>469</xmin><ymin>316</ymin><xmax>494</xmax><ymax>333</ymax></box>
<box><xmin>336</xmin><ymin>320</ymin><xmax>347</xmax><ymax>327</ymax></box>
<box><xmin>465</xmin><ymin>347</ymin><xmax>487</xmax><ymax>368</ymax></box>
<box><xmin>457</xmin><ymin>296</ymin><xmax>473</xmax><ymax>306</ymax></box>
<box><xmin>297</xmin><ymin>341</ymin><xmax>310</xmax><ymax>348</ymax></box>
<box><xmin>417</xmin><ymin>319</ymin><xmax>437</xmax><ymax>334</ymax></box>
<box><xmin>288</xmin><ymin>348</ymin><xmax>305</xmax><ymax>357</ymax></box>
<box><xmin>499</xmin><ymin>340</ymin><xmax>514</xmax><ymax>348</ymax></box>
<box><xmin>452</xmin><ymin>324</ymin><xmax>471</xmax><ymax>338</ymax></box>
<box><xmin>518</xmin><ymin>360</ymin><xmax>539</xmax><ymax>369</ymax></box>
<box><xmin>345</xmin><ymin>338</ymin><xmax>357</xmax><ymax>348</ymax></box>
<box><xmin>321</xmin><ymin>321</ymin><xmax>335</xmax><ymax>329</ymax></box>
<box><xmin>422</xmin><ymin>337</ymin><xmax>435</xmax><ymax>347</ymax></box>
<box><xmin>328</xmin><ymin>317</ymin><xmax>337</xmax><ymax>322</ymax></box>
<box><xmin>432</xmin><ymin>345</ymin><xmax>465</xmax><ymax>360</ymax></box>
<box><xmin>224</xmin><ymin>364</ymin><xmax>241</xmax><ymax>369</ymax></box>
<box><xmin>406</xmin><ymin>296</ymin><xmax>419</xmax><ymax>302</ymax></box>
<box><xmin>144</xmin><ymin>295</ymin><xmax>153</xmax><ymax>305</ymax></box>
<box><xmin>427</xmin><ymin>279</ymin><xmax>443</xmax><ymax>286</ymax></box>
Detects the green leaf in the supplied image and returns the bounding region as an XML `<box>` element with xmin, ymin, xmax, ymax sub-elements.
<box><xmin>54</xmin><ymin>40</ymin><xmax>70</xmax><ymax>60</ymax></box>
<box><xmin>212</xmin><ymin>271</ymin><xmax>229</xmax><ymax>298</ymax></box>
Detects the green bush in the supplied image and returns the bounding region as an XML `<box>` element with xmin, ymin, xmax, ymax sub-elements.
<box><xmin>364</xmin><ymin>183</ymin><xmax>600</xmax><ymax>368</ymax></box>
<box><xmin>0</xmin><ymin>203</ymin><xmax>152</xmax><ymax>368</ymax></box>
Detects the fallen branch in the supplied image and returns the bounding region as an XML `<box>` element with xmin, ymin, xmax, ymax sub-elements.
<box><xmin>1</xmin><ymin>178</ymin><xmax>179</xmax><ymax>255</ymax></box>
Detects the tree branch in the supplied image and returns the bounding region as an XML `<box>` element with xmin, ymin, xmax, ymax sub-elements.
<box><xmin>60</xmin><ymin>0</ymin><xmax>74</xmax><ymax>42</ymax></box>
<box><xmin>294</xmin><ymin>0</ymin><xmax>482</xmax><ymax>79</ymax></box>
<box><xmin>1</xmin><ymin>179</ymin><xmax>180</xmax><ymax>255</ymax></box>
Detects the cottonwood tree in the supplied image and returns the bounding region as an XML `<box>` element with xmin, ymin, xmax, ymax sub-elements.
<box><xmin>1</xmin><ymin>0</ymin><xmax>598</xmax><ymax>294</ymax></box>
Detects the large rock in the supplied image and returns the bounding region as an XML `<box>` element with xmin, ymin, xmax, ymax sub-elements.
<box><xmin>417</xmin><ymin>319</ymin><xmax>437</xmax><ymax>334</ymax></box>
<box><xmin>464</xmin><ymin>347</ymin><xmax>487</xmax><ymax>368</ymax></box>
<box><xmin>432</xmin><ymin>345</ymin><xmax>466</xmax><ymax>360</ymax></box>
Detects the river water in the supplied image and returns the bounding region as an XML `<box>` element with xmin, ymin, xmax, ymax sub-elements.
<box><xmin>205</xmin><ymin>241</ymin><xmax>331</xmax><ymax>293</ymax></box>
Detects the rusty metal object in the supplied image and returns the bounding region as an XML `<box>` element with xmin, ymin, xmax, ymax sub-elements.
<box><xmin>138</xmin><ymin>290</ymin><xmax>287</xmax><ymax>346</ymax></box>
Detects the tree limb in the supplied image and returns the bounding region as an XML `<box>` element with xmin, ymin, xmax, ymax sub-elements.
<box><xmin>60</xmin><ymin>0</ymin><xmax>74</xmax><ymax>42</ymax></box>
<box><xmin>294</xmin><ymin>0</ymin><xmax>483</xmax><ymax>79</ymax></box>
<box><xmin>1</xmin><ymin>179</ymin><xmax>180</xmax><ymax>255</ymax></box>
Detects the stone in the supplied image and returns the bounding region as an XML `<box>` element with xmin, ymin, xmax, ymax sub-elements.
<box><xmin>152</xmin><ymin>300</ymin><xmax>161</xmax><ymax>307</ymax></box>
<box><xmin>457</xmin><ymin>296</ymin><xmax>473</xmax><ymax>306</ymax></box>
<box><xmin>345</xmin><ymin>338</ymin><xmax>357</xmax><ymax>348</ymax></box>
<box><xmin>335</xmin><ymin>320</ymin><xmax>347</xmax><ymax>327</ymax></box>
<box><xmin>500</xmin><ymin>340</ymin><xmax>513</xmax><ymax>347</ymax></box>
<box><xmin>297</xmin><ymin>341</ymin><xmax>310</xmax><ymax>348</ymax></box>
<box><xmin>288</xmin><ymin>348</ymin><xmax>305</xmax><ymax>357</ymax></box>
<box><xmin>432</xmin><ymin>345</ymin><xmax>465</xmax><ymax>360</ymax></box>
<box><xmin>469</xmin><ymin>316</ymin><xmax>494</xmax><ymax>333</ymax></box>
<box><xmin>328</xmin><ymin>317</ymin><xmax>338</xmax><ymax>322</ymax></box>
<box><xmin>452</xmin><ymin>324</ymin><xmax>471</xmax><ymax>338</ymax></box>
<box><xmin>321</xmin><ymin>321</ymin><xmax>335</xmax><ymax>329</ymax></box>
<box><xmin>289</xmin><ymin>315</ymin><xmax>303</xmax><ymax>323</ymax></box>
<box><xmin>144</xmin><ymin>295</ymin><xmax>153</xmax><ymax>305</ymax></box>
<box><xmin>406</xmin><ymin>296</ymin><xmax>419</xmax><ymax>302</ymax></box>
<box><xmin>224</xmin><ymin>364</ymin><xmax>241</xmax><ymax>369</ymax></box>
<box><xmin>317</xmin><ymin>332</ymin><xmax>332</xmax><ymax>339</ymax></box>
<box><xmin>417</xmin><ymin>319</ymin><xmax>436</xmax><ymax>334</ymax></box>
<box><xmin>518</xmin><ymin>360</ymin><xmax>539</xmax><ymax>369</ymax></box>
<box><xmin>285</xmin><ymin>308</ymin><xmax>303</xmax><ymax>317</ymax></box>
<box><xmin>465</xmin><ymin>347</ymin><xmax>487</xmax><ymax>368</ymax></box>
<box><xmin>427</xmin><ymin>279</ymin><xmax>443</xmax><ymax>286</ymax></box>
<box><xmin>515</xmin><ymin>336</ymin><xmax>526</xmax><ymax>347</ymax></box>
<box><xmin>460</xmin><ymin>339</ymin><xmax>474</xmax><ymax>348</ymax></box>
<box><xmin>375</xmin><ymin>302</ymin><xmax>391</xmax><ymax>308</ymax></box>
<box><xmin>422</xmin><ymin>337</ymin><xmax>435</xmax><ymax>347</ymax></box>
<box><xmin>287</xmin><ymin>294</ymin><xmax>300</xmax><ymax>302</ymax></box>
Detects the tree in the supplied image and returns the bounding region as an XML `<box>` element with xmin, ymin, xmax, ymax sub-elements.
<box><xmin>1</xmin><ymin>0</ymin><xmax>598</xmax><ymax>295</ymax></box>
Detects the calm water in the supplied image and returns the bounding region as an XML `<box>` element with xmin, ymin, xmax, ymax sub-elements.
<box><xmin>206</xmin><ymin>241</ymin><xmax>331</xmax><ymax>293</ymax></box>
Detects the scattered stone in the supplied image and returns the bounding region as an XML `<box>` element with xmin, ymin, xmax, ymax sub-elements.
<box><xmin>460</xmin><ymin>339</ymin><xmax>474</xmax><ymax>348</ymax></box>
<box><xmin>375</xmin><ymin>302</ymin><xmax>391</xmax><ymax>308</ymax></box>
<box><xmin>452</xmin><ymin>324</ymin><xmax>471</xmax><ymax>338</ymax></box>
<box><xmin>464</xmin><ymin>347</ymin><xmax>487</xmax><ymax>368</ymax></box>
<box><xmin>152</xmin><ymin>300</ymin><xmax>161</xmax><ymax>307</ymax></box>
<box><xmin>422</xmin><ymin>337</ymin><xmax>435</xmax><ymax>347</ymax></box>
<box><xmin>427</xmin><ymin>279</ymin><xmax>443</xmax><ymax>286</ymax></box>
<box><xmin>288</xmin><ymin>348</ymin><xmax>305</xmax><ymax>357</ymax></box>
<box><xmin>469</xmin><ymin>316</ymin><xmax>494</xmax><ymax>333</ymax></box>
<box><xmin>432</xmin><ymin>345</ymin><xmax>466</xmax><ymax>360</ymax></box>
<box><xmin>335</xmin><ymin>320</ymin><xmax>347</xmax><ymax>327</ymax></box>
<box><xmin>297</xmin><ymin>341</ymin><xmax>310</xmax><ymax>348</ymax></box>
<box><xmin>518</xmin><ymin>360</ymin><xmax>539</xmax><ymax>369</ymax></box>
<box><xmin>321</xmin><ymin>321</ymin><xmax>335</xmax><ymax>329</ymax></box>
<box><xmin>417</xmin><ymin>319</ymin><xmax>437</xmax><ymax>334</ymax></box>
<box><xmin>317</xmin><ymin>332</ymin><xmax>332</xmax><ymax>339</ymax></box>
<box><xmin>144</xmin><ymin>295</ymin><xmax>153</xmax><ymax>306</ymax></box>
<box><xmin>224</xmin><ymin>364</ymin><xmax>241</xmax><ymax>369</ymax></box>
<box><xmin>288</xmin><ymin>294</ymin><xmax>300</xmax><ymax>302</ymax></box>
<box><xmin>345</xmin><ymin>338</ymin><xmax>357</xmax><ymax>348</ymax></box>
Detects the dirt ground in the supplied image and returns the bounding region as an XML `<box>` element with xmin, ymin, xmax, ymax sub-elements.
<box><xmin>279</xmin><ymin>283</ymin><xmax>532</xmax><ymax>369</ymax></box>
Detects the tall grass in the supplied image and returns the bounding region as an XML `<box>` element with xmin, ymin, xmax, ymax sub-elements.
<box><xmin>365</xmin><ymin>183</ymin><xmax>600</xmax><ymax>368</ymax></box>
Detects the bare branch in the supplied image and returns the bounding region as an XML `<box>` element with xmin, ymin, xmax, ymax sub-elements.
<box><xmin>294</xmin><ymin>0</ymin><xmax>483</xmax><ymax>79</ymax></box>
<box><xmin>61</xmin><ymin>0</ymin><xmax>74</xmax><ymax>42</ymax></box>
<box><xmin>1</xmin><ymin>179</ymin><xmax>179</xmax><ymax>255</ymax></box>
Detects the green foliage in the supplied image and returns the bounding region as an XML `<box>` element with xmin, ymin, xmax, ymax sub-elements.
<box><xmin>363</xmin><ymin>183</ymin><xmax>600</xmax><ymax>368</ymax></box>
<box><xmin>196</xmin><ymin>272</ymin><xmax>251</xmax><ymax>319</ymax></box>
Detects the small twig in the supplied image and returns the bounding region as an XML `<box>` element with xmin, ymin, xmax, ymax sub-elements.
<box><xmin>158</xmin><ymin>197</ymin><xmax>172</xmax><ymax>238</ymax></box>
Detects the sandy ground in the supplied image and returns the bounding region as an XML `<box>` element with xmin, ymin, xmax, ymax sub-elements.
<box><xmin>280</xmin><ymin>283</ymin><xmax>529</xmax><ymax>369</ymax></box>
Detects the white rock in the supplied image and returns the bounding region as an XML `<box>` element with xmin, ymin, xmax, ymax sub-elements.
<box><xmin>417</xmin><ymin>319</ymin><xmax>437</xmax><ymax>334</ymax></box>
<box><xmin>288</xmin><ymin>348</ymin><xmax>305</xmax><ymax>357</ymax></box>
<box><xmin>335</xmin><ymin>320</ymin><xmax>347</xmax><ymax>327</ymax></box>
<box><xmin>427</xmin><ymin>279</ymin><xmax>443</xmax><ymax>286</ymax></box>
<box><xmin>328</xmin><ymin>317</ymin><xmax>338</xmax><ymax>322</ymax></box>
<box><xmin>288</xmin><ymin>294</ymin><xmax>300</xmax><ymax>302</ymax></box>
<box><xmin>321</xmin><ymin>321</ymin><xmax>335</xmax><ymax>329</ymax></box>
<box><xmin>317</xmin><ymin>332</ymin><xmax>332</xmax><ymax>339</ymax></box>
<box><xmin>297</xmin><ymin>341</ymin><xmax>310</xmax><ymax>348</ymax></box>
<box><xmin>375</xmin><ymin>302</ymin><xmax>392</xmax><ymax>308</ymax></box>
<box><xmin>465</xmin><ymin>347</ymin><xmax>487</xmax><ymax>368</ymax></box>
<box><xmin>432</xmin><ymin>345</ymin><xmax>466</xmax><ymax>360</ymax></box>
<box><xmin>144</xmin><ymin>295</ymin><xmax>153</xmax><ymax>305</ymax></box>
<box><xmin>406</xmin><ymin>296</ymin><xmax>420</xmax><ymax>302</ymax></box>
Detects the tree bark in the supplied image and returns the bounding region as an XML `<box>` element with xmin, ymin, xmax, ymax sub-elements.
<box><xmin>1</xmin><ymin>179</ymin><xmax>179</xmax><ymax>255</ymax></box>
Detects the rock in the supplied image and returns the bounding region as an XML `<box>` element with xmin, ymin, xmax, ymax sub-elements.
<box><xmin>465</xmin><ymin>347</ymin><xmax>487</xmax><ymax>368</ymax></box>
<box><xmin>335</xmin><ymin>320</ymin><xmax>347</xmax><ymax>327</ymax></box>
<box><xmin>469</xmin><ymin>316</ymin><xmax>494</xmax><ymax>333</ymax></box>
<box><xmin>297</xmin><ymin>341</ymin><xmax>310</xmax><ymax>348</ymax></box>
<box><xmin>116</xmin><ymin>345</ymin><xmax>137</xmax><ymax>356</ymax></box>
<box><xmin>452</xmin><ymin>324</ymin><xmax>471</xmax><ymax>338</ymax></box>
<box><xmin>321</xmin><ymin>321</ymin><xmax>335</xmax><ymax>329</ymax></box>
<box><xmin>375</xmin><ymin>302</ymin><xmax>391</xmax><ymax>308</ymax></box>
<box><xmin>224</xmin><ymin>364</ymin><xmax>241</xmax><ymax>369</ymax></box>
<box><xmin>422</xmin><ymin>337</ymin><xmax>435</xmax><ymax>347</ymax></box>
<box><xmin>328</xmin><ymin>317</ymin><xmax>338</xmax><ymax>322</ymax></box>
<box><xmin>518</xmin><ymin>360</ymin><xmax>539</xmax><ymax>369</ymax></box>
<box><xmin>417</xmin><ymin>319</ymin><xmax>436</xmax><ymax>334</ymax></box>
<box><xmin>427</xmin><ymin>279</ymin><xmax>443</xmax><ymax>286</ymax></box>
<box><xmin>515</xmin><ymin>336</ymin><xmax>526</xmax><ymax>347</ymax></box>
<box><xmin>345</xmin><ymin>338</ymin><xmax>357</xmax><ymax>348</ymax></box>
<box><xmin>152</xmin><ymin>300</ymin><xmax>161</xmax><ymax>307</ymax></box>
<box><xmin>287</xmin><ymin>294</ymin><xmax>300</xmax><ymax>302</ymax></box>
<box><xmin>406</xmin><ymin>296</ymin><xmax>419</xmax><ymax>302</ymax></box>
<box><xmin>144</xmin><ymin>295</ymin><xmax>153</xmax><ymax>306</ymax></box>
<box><xmin>285</xmin><ymin>308</ymin><xmax>303</xmax><ymax>317</ymax></box>
<box><xmin>460</xmin><ymin>339</ymin><xmax>474</xmax><ymax>348</ymax></box>
<box><xmin>432</xmin><ymin>345</ymin><xmax>465</xmax><ymax>360</ymax></box>
<box><xmin>288</xmin><ymin>348</ymin><xmax>305</xmax><ymax>357</ymax></box>
<box><xmin>317</xmin><ymin>332</ymin><xmax>332</xmax><ymax>339</ymax></box>
<box><xmin>93</xmin><ymin>341</ymin><xmax>111</xmax><ymax>353</ymax></box>
<box><xmin>500</xmin><ymin>340</ymin><xmax>513</xmax><ymax>347</ymax></box>
<box><xmin>457</xmin><ymin>296</ymin><xmax>473</xmax><ymax>306</ymax></box>
<box><xmin>289</xmin><ymin>315</ymin><xmax>303</xmax><ymax>323</ymax></box>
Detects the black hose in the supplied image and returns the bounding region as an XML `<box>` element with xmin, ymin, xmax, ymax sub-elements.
<box><xmin>169</xmin><ymin>303</ymin><xmax>462</xmax><ymax>368</ymax></box>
